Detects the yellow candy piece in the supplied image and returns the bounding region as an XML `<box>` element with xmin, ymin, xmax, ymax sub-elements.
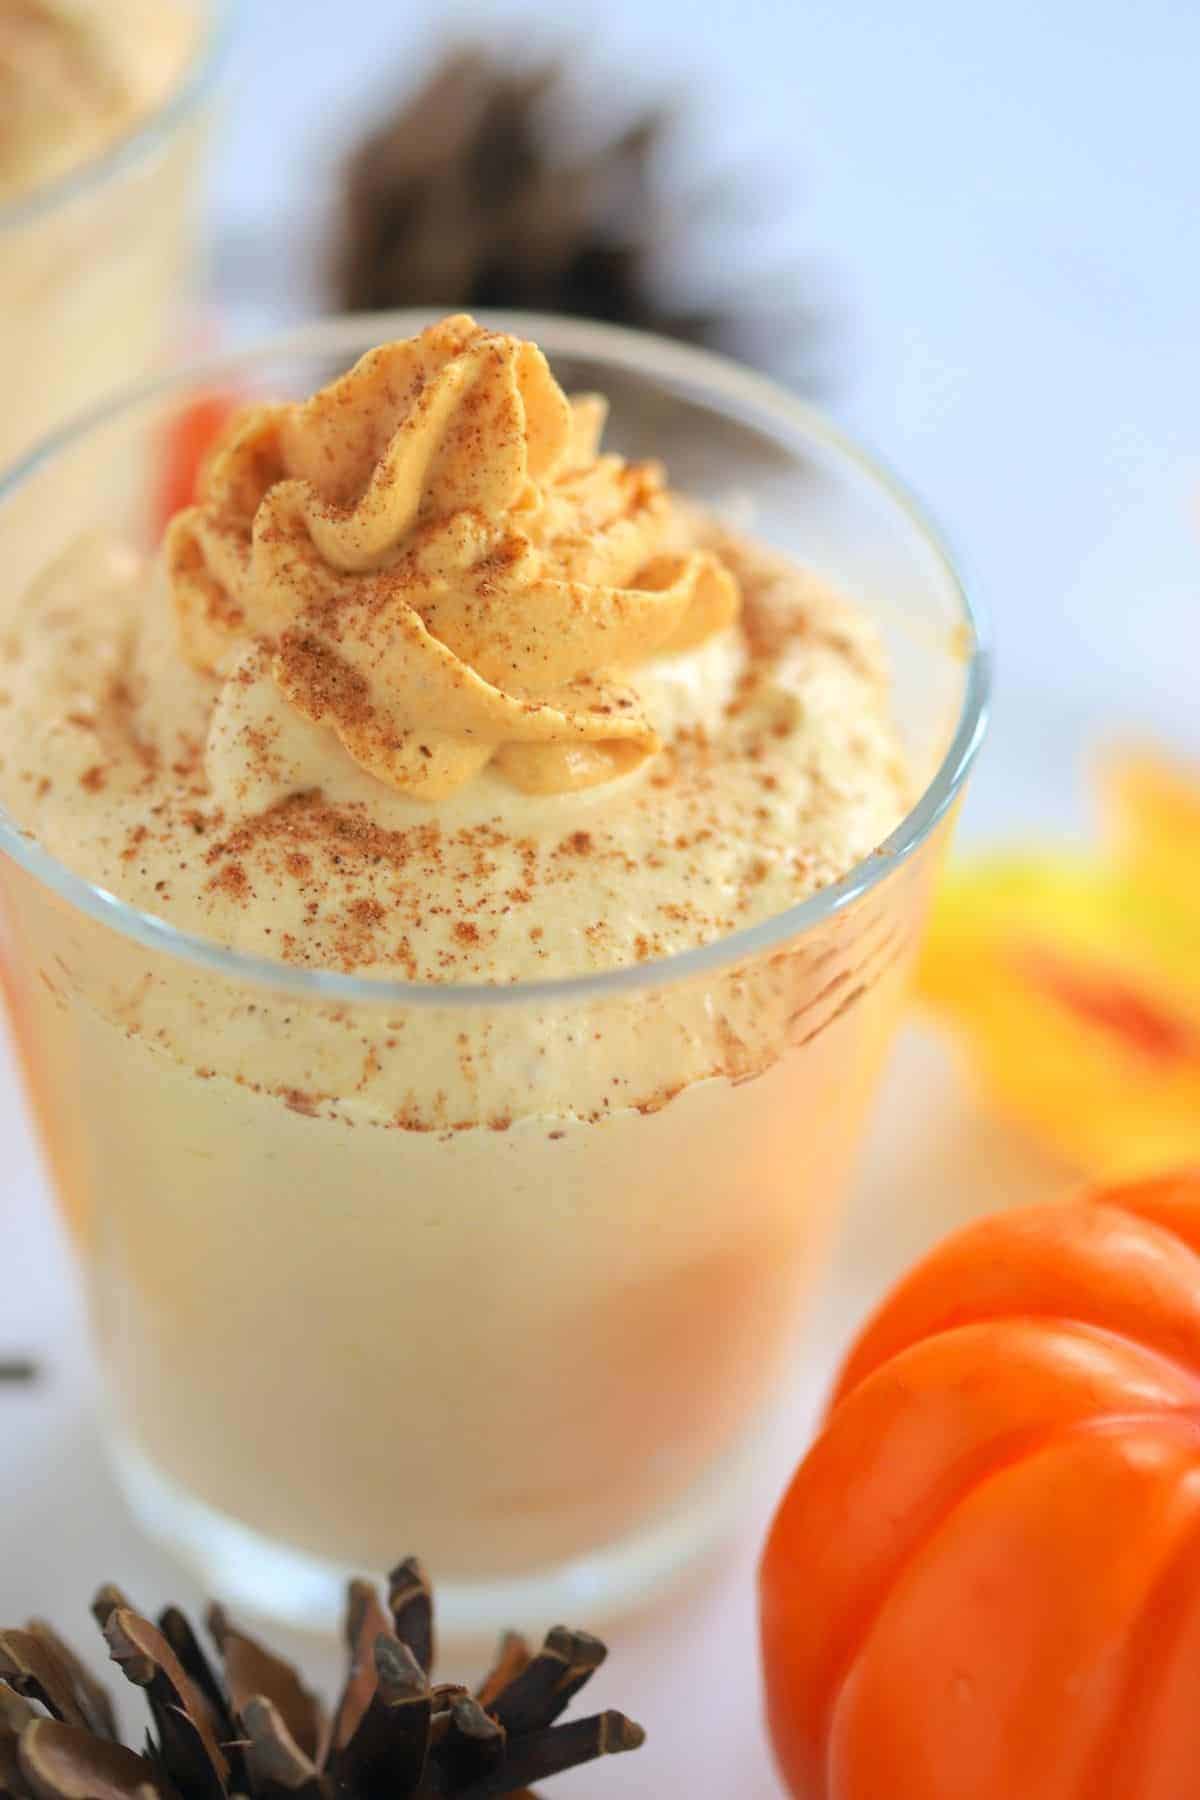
<box><xmin>918</xmin><ymin>746</ymin><xmax>1200</xmax><ymax>1178</ymax></box>
<box><xmin>1098</xmin><ymin>742</ymin><xmax>1200</xmax><ymax>909</ymax></box>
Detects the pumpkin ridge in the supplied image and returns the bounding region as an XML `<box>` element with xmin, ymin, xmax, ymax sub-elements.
<box><xmin>1086</xmin><ymin>1470</ymin><xmax>1200</xmax><ymax>1799</ymax></box>
<box><xmin>826</xmin><ymin>1428</ymin><xmax>1081</xmax><ymax>1798</ymax></box>
<box><xmin>830</xmin><ymin>1412</ymin><xmax>1200</xmax><ymax>1799</ymax></box>
<box><xmin>1105</xmin><ymin>1171</ymin><xmax>1200</xmax><ymax>1262</ymax></box>
<box><xmin>816</xmin><ymin>1414</ymin><xmax>1088</xmax><ymax>1797</ymax></box>
<box><xmin>764</xmin><ymin>1319</ymin><xmax>1200</xmax><ymax>1798</ymax></box>
<box><xmin>1050</xmin><ymin>1410</ymin><xmax>1200</xmax><ymax>1800</ymax></box>
<box><xmin>821</xmin><ymin>1407</ymin><xmax>1200</xmax><ymax>1797</ymax></box>
<box><xmin>834</xmin><ymin>1201</ymin><xmax>1200</xmax><ymax>1404</ymax></box>
<box><xmin>961</xmin><ymin>1311</ymin><xmax>1200</xmax><ymax>1398</ymax></box>
<box><xmin>1077</xmin><ymin>1407</ymin><xmax>1200</xmax><ymax>1443</ymax></box>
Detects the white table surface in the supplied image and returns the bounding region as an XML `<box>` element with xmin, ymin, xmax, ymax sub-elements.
<box><xmin>2</xmin><ymin>0</ymin><xmax>1197</xmax><ymax>1791</ymax></box>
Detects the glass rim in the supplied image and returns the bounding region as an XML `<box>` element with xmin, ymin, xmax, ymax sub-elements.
<box><xmin>0</xmin><ymin>309</ymin><xmax>992</xmax><ymax>1009</ymax></box>
<box><xmin>0</xmin><ymin>0</ymin><xmax>238</xmax><ymax>235</ymax></box>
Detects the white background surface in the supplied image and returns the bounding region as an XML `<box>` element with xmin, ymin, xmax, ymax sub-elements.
<box><xmin>2</xmin><ymin>1</ymin><xmax>1198</xmax><ymax>1792</ymax></box>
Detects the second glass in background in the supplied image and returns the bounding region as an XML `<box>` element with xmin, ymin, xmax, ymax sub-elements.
<box><xmin>0</xmin><ymin>0</ymin><xmax>232</xmax><ymax>472</ymax></box>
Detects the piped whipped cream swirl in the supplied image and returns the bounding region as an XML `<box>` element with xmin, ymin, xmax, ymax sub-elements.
<box><xmin>168</xmin><ymin>314</ymin><xmax>740</xmax><ymax>801</ymax></box>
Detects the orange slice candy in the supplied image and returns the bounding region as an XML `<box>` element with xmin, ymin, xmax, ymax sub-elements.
<box><xmin>154</xmin><ymin>390</ymin><xmax>241</xmax><ymax>537</ymax></box>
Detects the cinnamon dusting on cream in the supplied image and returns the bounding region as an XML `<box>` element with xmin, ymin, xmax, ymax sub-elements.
<box><xmin>1</xmin><ymin>318</ymin><xmax>912</xmax><ymax>1028</ymax></box>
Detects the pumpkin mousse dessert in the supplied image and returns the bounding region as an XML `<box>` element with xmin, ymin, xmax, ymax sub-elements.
<box><xmin>0</xmin><ymin>315</ymin><xmax>926</xmax><ymax>1625</ymax></box>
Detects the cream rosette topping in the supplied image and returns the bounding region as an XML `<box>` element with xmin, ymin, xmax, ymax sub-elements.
<box><xmin>167</xmin><ymin>314</ymin><xmax>739</xmax><ymax>804</ymax></box>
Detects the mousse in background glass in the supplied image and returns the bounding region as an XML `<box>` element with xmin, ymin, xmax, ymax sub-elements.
<box><xmin>0</xmin><ymin>0</ymin><xmax>234</xmax><ymax>474</ymax></box>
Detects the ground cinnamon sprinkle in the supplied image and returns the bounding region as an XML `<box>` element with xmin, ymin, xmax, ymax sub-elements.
<box><xmin>209</xmin><ymin>861</ymin><xmax>249</xmax><ymax>900</ymax></box>
<box><xmin>276</xmin><ymin>631</ymin><xmax>377</xmax><ymax>733</ymax></box>
<box><xmin>350</xmin><ymin>896</ymin><xmax>386</xmax><ymax>926</ymax></box>
<box><xmin>634</xmin><ymin>1084</ymin><xmax>685</xmax><ymax>1117</ymax></box>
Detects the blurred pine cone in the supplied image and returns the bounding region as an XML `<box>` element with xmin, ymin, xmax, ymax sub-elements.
<box><xmin>332</xmin><ymin>48</ymin><xmax>828</xmax><ymax>389</ymax></box>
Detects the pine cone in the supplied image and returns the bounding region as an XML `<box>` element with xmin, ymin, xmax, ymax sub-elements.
<box><xmin>333</xmin><ymin>48</ymin><xmax>827</xmax><ymax>387</ymax></box>
<box><xmin>0</xmin><ymin>1556</ymin><xmax>644</xmax><ymax>1799</ymax></box>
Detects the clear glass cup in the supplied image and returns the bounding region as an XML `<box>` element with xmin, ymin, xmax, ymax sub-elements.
<box><xmin>0</xmin><ymin>0</ymin><xmax>235</xmax><ymax>473</ymax></box>
<box><xmin>0</xmin><ymin>313</ymin><xmax>989</xmax><ymax>1633</ymax></box>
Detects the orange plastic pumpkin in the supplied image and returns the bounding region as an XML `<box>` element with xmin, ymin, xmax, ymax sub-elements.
<box><xmin>760</xmin><ymin>1169</ymin><xmax>1200</xmax><ymax>1800</ymax></box>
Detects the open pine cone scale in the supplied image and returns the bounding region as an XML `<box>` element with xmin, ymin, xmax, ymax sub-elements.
<box><xmin>0</xmin><ymin>1558</ymin><xmax>644</xmax><ymax>1800</ymax></box>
